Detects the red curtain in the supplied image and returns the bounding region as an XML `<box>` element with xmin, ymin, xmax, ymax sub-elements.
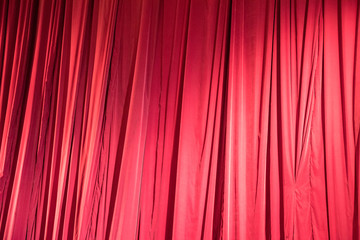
<box><xmin>0</xmin><ymin>0</ymin><xmax>359</xmax><ymax>239</ymax></box>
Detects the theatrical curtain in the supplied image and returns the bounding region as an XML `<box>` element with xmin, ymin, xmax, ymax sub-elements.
<box><xmin>0</xmin><ymin>0</ymin><xmax>359</xmax><ymax>239</ymax></box>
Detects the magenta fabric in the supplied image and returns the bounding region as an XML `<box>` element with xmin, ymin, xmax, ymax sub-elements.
<box><xmin>0</xmin><ymin>0</ymin><xmax>359</xmax><ymax>239</ymax></box>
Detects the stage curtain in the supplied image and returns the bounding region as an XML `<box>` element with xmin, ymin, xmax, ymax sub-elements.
<box><xmin>0</xmin><ymin>0</ymin><xmax>359</xmax><ymax>239</ymax></box>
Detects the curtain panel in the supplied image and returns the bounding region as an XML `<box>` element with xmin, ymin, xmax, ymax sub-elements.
<box><xmin>0</xmin><ymin>0</ymin><xmax>359</xmax><ymax>239</ymax></box>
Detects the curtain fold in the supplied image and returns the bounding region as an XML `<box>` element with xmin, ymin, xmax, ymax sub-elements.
<box><xmin>0</xmin><ymin>0</ymin><xmax>359</xmax><ymax>239</ymax></box>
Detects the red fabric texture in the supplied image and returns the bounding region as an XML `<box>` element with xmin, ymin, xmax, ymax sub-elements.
<box><xmin>0</xmin><ymin>0</ymin><xmax>360</xmax><ymax>239</ymax></box>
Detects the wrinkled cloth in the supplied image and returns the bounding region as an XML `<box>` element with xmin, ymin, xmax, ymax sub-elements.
<box><xmin>0</xmin><ymin>0</ymin><xmax>359</xmax><ymax>239</ymax></box>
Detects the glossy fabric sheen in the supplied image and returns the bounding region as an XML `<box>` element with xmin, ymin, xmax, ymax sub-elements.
<box><xmin>0</xmin><ymin>0</ymin><xmax>359</xmax><ymax>239</ymax></box>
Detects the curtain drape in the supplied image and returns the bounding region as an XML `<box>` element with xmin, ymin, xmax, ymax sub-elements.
<box><xmin>0</xmin><ymin>0</ymin><xmax>359</xmax><ymax>239</ymax></box>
